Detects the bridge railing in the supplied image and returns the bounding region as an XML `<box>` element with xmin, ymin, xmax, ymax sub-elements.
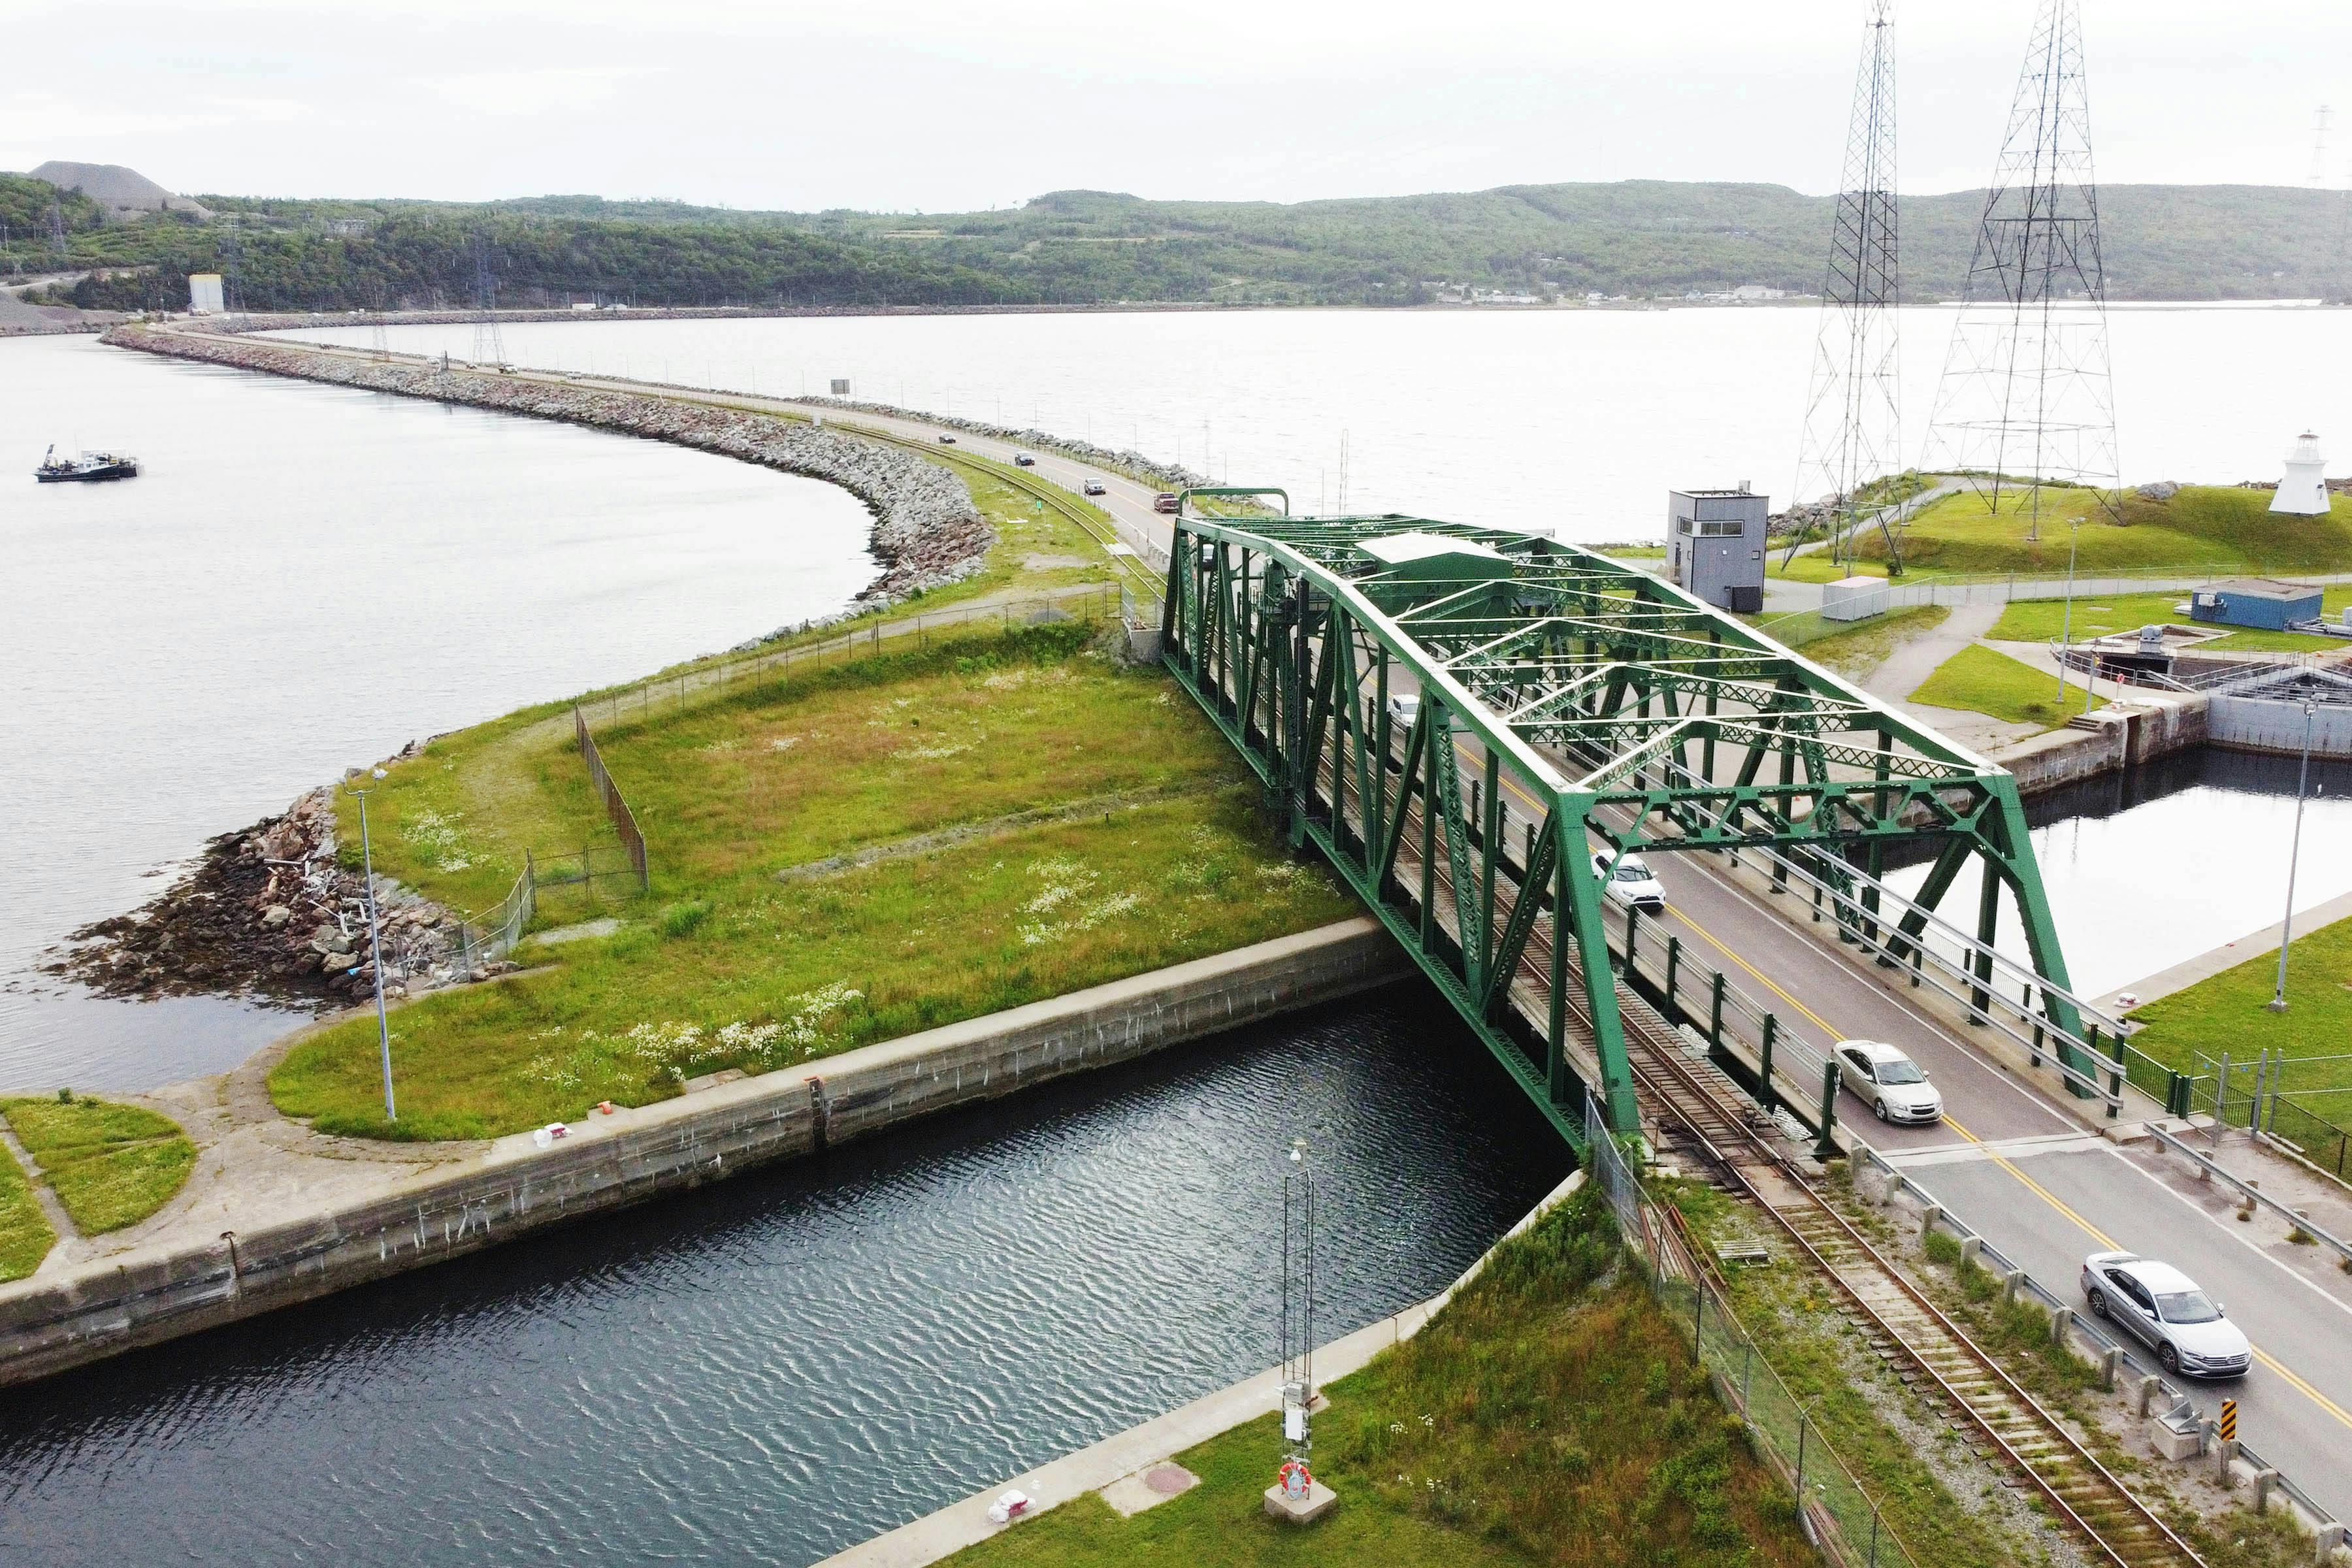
<box><xmin>1587</xmin><ymin>1109</ymin><xmax>1922</xmax><ymax>1568</ymax></box>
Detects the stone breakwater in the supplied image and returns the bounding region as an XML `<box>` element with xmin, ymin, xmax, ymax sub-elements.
<box><xmin>102</xmin><ymin>323</ymin><xmax>994</xmax><ymax>605</ymax></box>
<box><xmin>43</xmin><ymin>776</ymin><xmax>510</xmax><ymax>1018</ymax></box>
<box><xmin>800</xmin><ymin>395</ymin><xmax>1207</xmax><ymax>493</ymax></box>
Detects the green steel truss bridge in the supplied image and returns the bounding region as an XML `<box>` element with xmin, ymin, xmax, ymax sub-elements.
<box><xmin>1158</xmin><ymin>496</ymin><xmax>2135</xmax><ymax>1147</ymax></box>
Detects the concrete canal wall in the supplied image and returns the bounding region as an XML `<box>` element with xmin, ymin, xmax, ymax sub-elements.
<box><xmin>1997</xmin><ymin>693</ymin><xmax>2211</xmax><ymax>796</ymax></box>
<box><xmin>0</xmin><ymin>920</ymin><xmax>1405</xmax><ymax>1390</ymax></box>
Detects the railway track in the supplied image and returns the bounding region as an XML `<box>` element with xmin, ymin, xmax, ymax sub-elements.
<box><xmin>1294</xmin><ymin>734</ymin><xmax>2204</xmax><ymax>1566</ymax></box>
<box><xmin>1621</xmin><ymin>1026</ymin><xmax>2206</xmax><ymax>1568</ymax></box>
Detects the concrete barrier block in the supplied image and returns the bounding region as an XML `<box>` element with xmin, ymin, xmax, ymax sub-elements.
<box><xmin>2148</xmin><ymin>1419</ymin><xmax>2202</xmax><ymax>1461</ymax></box>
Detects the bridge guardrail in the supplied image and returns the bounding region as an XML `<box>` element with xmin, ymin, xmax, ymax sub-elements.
<box><xmin>2144</xmin><ymin>1124</ymin><xmax>2352</xmax><ymax>1271</ymax></box>
<box><xmin>1854</xmin><ymin>1142</ymin><xmax>2348</xmax><ymax>1553</ymax></box>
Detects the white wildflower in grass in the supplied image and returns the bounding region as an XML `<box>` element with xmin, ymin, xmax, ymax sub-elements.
<box><xmin>900</xmin><ymin>741</ymin><xmax>972</xmax><ymax>761</ymax></box>
<box><xmin>1254</xmin><ymin>861</ymin><xmax>1322</xmax><ymax>892</ymax></box>
<box><xmin>401</xmin><ymin>808</ymin><xmax>474</xmax><ymax>872</ymax></box>
<box><xmin>1017</xmin><ymin>858</ymin><xmax>1146</xmax><ymax>946</ymax></box>
<box><xmin>766</xmin><ymin>735</ymin><xmax>802</xmax><ymax>752</ymax></box>
<box><xmin>696</xmin><ymin>738</ymin><xmax>740</xmax><ymax>754</ymax></box>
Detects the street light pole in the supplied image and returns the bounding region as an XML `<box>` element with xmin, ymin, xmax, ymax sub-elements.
<box><xmin>2055</xmin><ymin>517</ymin><xmax>2085</xmax><ymax>700</ymax></box>
<box><xmin>2269</xmin><ymin>701</ymin><xmax>2319</xmax><ymax>1012</ymax></box>
<box><xmin>352</xmin><ymin>776</ymin><xmax>397</xmax><ymax>1119</ymax></box>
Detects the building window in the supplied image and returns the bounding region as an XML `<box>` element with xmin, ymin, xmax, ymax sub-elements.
<box><xmin>1696</xmin><ymin>520</ymin><xmax>1744</xmax><ymax>537</ymax></box>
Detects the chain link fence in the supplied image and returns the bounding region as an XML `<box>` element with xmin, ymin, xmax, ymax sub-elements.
<box><xmin>1584</xmin><ymin>1106</ymin><xmax>1919</xmax><ymax>1567</ymax></box>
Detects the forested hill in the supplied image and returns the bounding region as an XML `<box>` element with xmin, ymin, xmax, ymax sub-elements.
<box><xmin>12</xmin><ymin>176</ymin><xmax>2345</xmax><ymax>311</ymax></box>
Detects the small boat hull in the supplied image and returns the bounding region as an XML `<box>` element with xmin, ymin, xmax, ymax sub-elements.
<box><xmin>34</xmin><ymin>456</ymin><xmax>139</xmax><ymax>483</ymax></box>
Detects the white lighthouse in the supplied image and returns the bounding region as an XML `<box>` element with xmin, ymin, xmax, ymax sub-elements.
<box><xmin>2272</xmin><ymin>431</ymin><xmax>2330</xmax><ymax>515</ymax></box>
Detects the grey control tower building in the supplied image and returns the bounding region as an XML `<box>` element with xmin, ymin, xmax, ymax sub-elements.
<box><xmin>1666</xmin><ymin>485</ymin><xmax>1769</xmax><ymax>613</ymax></box>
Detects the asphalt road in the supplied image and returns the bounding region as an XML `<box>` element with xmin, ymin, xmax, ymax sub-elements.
<box><xmin>1635</xmin><ymin>844</ymin><xmax>2352</xmax><ymax>1520</ymax></box>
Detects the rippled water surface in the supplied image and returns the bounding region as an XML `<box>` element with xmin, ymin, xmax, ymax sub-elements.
<box><xmin>0</xmin><ymin>988</ymin><xmax>1568</xmax><ymax>1567</ymax></box>
<box><xmin>0</xmin><ymin>335</ymin><xmax>878</xmax><ymax>1090</ymax></box>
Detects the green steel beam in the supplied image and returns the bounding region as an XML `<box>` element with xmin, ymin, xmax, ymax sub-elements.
<box><xmin>1160</xmin><ymin>509</ymin><xmax>2090</xmax><ymax>1139</ymax></box>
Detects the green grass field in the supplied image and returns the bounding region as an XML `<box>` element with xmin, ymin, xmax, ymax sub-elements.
<box><xmin>1908</xmin><ymin>643</ymin><xmax>2105</xmax><ymax>731</ymax></box>
<box><xmin>1801</xmin><ymin>604</ymin><xmax>1951</xmax><ymax>680</ymax></box>
<box><xmin>0</xmin><ymin>1096</ymin><xmax>197</xmax><ymax>1235</ymax></box>
<box><xmin>947</xmin><ymin>1187</ymin><xmax>1815</xmax><ymax>1568</ymax></box>
<box><xmin>0</xmin><ymin>1139</ymin><xmax>54</xmax><ymax>1282</ymax></box>
<box><xmin>1857</xmin><ymin>485</ymin><xmax>2352</xmax><ymax>578</ymax></box>
<box><xmin>1987</xmin><ymin>587</ymin><xmax>2351</xmax><ymax>655</ymax></box>
<box><xmin>2129</xmin><ymin>917</ymin><xmax>2352</xmax><ymax>1093</ymax></box>
<box><xmin>274</xmin><ymin>624</ymin><xmax>1356</xmax><ymax>1141</ymax></box>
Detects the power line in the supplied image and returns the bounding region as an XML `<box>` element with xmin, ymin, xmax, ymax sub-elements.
<box><xmin>1923</xmin><ymin>0</ymin><xmax>2120</xmax><ymax>528</ymax></box>
<box><xmin>1791</xmin><ymin>0</ymin><xmax>1904</xmax><ymax>576</ymax></box>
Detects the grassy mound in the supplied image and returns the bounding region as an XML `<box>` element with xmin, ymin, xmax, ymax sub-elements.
<box><xmin>272</xmin><ymin>623</ymin><xmax>1356</xmax><ymax>1141</ymax></box>
<box><xmin>0</xmin><ymin>1095</ymin><xmax>197</xmax><ymax>1235</ymax></box>
<box><xmin>1855</xmin><ymin>485</ymin><xmax>2352</xmax><ymax>578</ymax></box>
<box><xmin>1988</xmin><ymin>587</ymin><xmax>2351</xmax><ymax>655</ymax></box>
<box><xmin>947</xmin><ymin>1186</ymin><xmax>1816</xmax><ymax>1568</ymax></box>
<box><xmin>0</xmin><ymin>1142</ymin><xmax>54</xmax><ymax>1282</ymax></box>
<box><xmin>1909</xmin><ymin>644</ymin><xmax>2104</xmax><ymax>732</ymax></box>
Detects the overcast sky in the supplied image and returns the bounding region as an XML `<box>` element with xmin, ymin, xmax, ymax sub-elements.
<box><xmin>3</xmin><ymin>1</ymin><xmax>2347</xmax><ymax>211</ymax></box>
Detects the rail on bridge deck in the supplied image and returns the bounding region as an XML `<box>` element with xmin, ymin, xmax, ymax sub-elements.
<box><xmin>1158</xmin><ymin>493</ymin><xmax>2112</xmax><ymax>1147</ymax></box>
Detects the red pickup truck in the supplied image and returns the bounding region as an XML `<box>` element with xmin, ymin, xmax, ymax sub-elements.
<box><xmin>1152</xmin><ymin>492</ymin><xmax>1181</xmax><ymax>515</ymax></box>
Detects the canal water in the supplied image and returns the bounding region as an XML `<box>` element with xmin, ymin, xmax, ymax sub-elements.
<box><xmin>0</xmin><ymin>987</ymin><xmax>1569</xmax><ymax>1568</ymax></box>
<box><xmin>1886</xmin><ymin>745</ymin><xmax>2352</xmax><ymax>998</ymax></box>
<box><xmin>0</xmin><ymin>335</ymin><xmax>878</xmax><ymax>1092</ymax></box>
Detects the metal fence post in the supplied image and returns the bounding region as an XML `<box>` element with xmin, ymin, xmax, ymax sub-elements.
<box><xmin>1795</xmin><ymin>1409</ymin><xmax>1808</xmax><ymax>1491</ymax></box>
<box><xmin>1759</xmin><ymin>1013</ymin><xmax>1779</xmax><ymax>1111</ymax></box>
<box><xmin>1816</xmin><ymin>1060</ymin><xmax>1840</xmax><ymax>1161</ymax></box>
<box><xmin>1710</xmin><ymin>972</ymin><xmax>1726</xmax><ymax>1054</ymax></box>
<box><xmin>1665</xmin><ymin>935</ymin><xmax>1682</xmax><ymax>1009</ymax></box>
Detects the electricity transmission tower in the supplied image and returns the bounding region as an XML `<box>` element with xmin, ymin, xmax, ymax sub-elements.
<box><xmin>50</xmin><ymin>203</ymin><xmax>68</xmax><ymax>263</ymax></box>
<box><xmin>470</xmin><ymin>235</ymin><xmax>506</xmax><ymax>367</ymax></box>
<box><xmin>1790</xmin><ymin>0</ymin><xmax>1904</xmax><ymax>576</ymax></box>
<box><xmin>1923</xmin><ymin>0</ymin><xmax>2119</xmax><ymax>527</ymax></box>
<box><xmin>2311</xmin><ymin>105</ymin><xmax>2335</xmax><ymax>186</ymax></box>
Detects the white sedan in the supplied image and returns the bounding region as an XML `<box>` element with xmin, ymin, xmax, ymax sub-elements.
<box><xmin>1590</xmin><ymin>850</ymin><xmax>1667</xmax><ymax>915</ymax></box>
<box><xmin>1835</xmin><ymin>1040</ymin><xmax>1944</xmax><ymax>1124</ymax></box>
<box><xmin>2082</xmin><ymin>1253</ymin><xmax>2251</xmax><ymax>1378</ymax></box>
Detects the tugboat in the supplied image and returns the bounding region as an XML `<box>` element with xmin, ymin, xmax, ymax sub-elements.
<box><xmin>35</xmin><ymin>444</ymin><xmax>140</xmax><ymax>483</ymax></box>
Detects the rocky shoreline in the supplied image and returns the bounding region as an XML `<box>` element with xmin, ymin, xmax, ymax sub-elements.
<box><xmin>44</xmin><ymin>781</ymin><xmax>506</xmax><ymax>1010</ymax></box>
<box><xmin>101</xmin><ymin>323</ymin><xmax>996</xmax><ymax>606</ymax></box>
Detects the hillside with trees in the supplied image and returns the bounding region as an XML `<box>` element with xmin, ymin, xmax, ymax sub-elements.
<box><xmin>6</xmin><ymin>172</ymin><xmax>2345</xmax><ymax>311</ymax></box>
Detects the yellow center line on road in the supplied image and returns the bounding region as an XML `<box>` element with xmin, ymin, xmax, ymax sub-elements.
<box><xmin>1668</xmin><ymin>904</ymin><xmax>2352</xmax><ymax>1433</ymax></box>
<box><xmin>1442</xmin><ymin>713</ymin><xmax>2352</xmax><ymax>1434</ymax></box>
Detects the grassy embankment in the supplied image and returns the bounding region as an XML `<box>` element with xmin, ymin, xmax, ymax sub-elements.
<box><xmin>274</xmin><ymin>453</ymin><xmax>1354</xmax><ymax>1142</ymax></box>
<box><xmin>0</xmin><ymin>1094</ymin><xmax>197</xmax><ymax>1245</ymax></box>
<box><xmin>0</xmin><ymin>1141</ymin><xmax>52</xmax><ymax>1283</ymax></box>
<box><xmin>1796</xmin><ymin>604</ymin><xmax>1951</xmax><ymax>681</ymax></box>
<box><xmin>946</xmin><ymin>1186</ymin><xmax>1816</xmax><ymax>1568</ymax></box>
<box><xmin>1852</xmin><ymin>483</ymin><xmax>2352</xmax><ymax>579</ymax></box>
<box><xmin>1987</xmin><ymin>586</ymin><xmax>2352</xmax><ymax>655</ymax></box>
<box><xmin>2129</xmin><ymin>917</ymin><xmax>2352</xmax><ymax>1154</ymax></box>
<box><xmin>1908</xmin><ymin>643</ymin><xmax>2105</xmax><ymax>732</ymax></box>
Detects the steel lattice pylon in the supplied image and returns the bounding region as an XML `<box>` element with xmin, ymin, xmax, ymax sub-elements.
<box><xmin>1924</xmin><ymin>0</ymin><xmax>2118</xmax><ymax>524</ymax></box>
<box><xmin>470</xmin><ymin>235</ymin><xmax>506</xmax><ymax>368</ymax></box>
<box><xmin>1163</xmin><ymin>501</ymin><xmax>2108</xmax><ymax>1144</ymax></box>
<box><xmin>1791</xmin><ymin>0</ymin><xmax>1904</xmax><ymax>578</ymax></box>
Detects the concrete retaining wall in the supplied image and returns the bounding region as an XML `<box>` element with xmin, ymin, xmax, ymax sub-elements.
<box><xmin>2209</xmin><ymin>691</ymin><xmax>2352</xmax><ymax>757</ymax></box>
<box><xmin>0</xmin><ymin>920</ymin><xmax>1403</xmax><ymax>1390</ymax></box>
<box><xmin>1995</xmin><ymin>694</ymin><xmax>2210</xmax><ymax>796</ymax></box>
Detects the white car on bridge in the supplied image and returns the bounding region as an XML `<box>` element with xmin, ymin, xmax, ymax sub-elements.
<box><xmin>1834</xmin><ymin>1040</ymin><xmax>1943</xmax><ymax>1124</ymax></box>
<box><xmin>1590</xmin><ymin>850</ymin><xmax>1666</xmax><ymax>915</ymax></box>
<box><xmin>2082</xmin><ymin>1254</ymin><xmax>2251</xmax><ymax>1378</ymax></box>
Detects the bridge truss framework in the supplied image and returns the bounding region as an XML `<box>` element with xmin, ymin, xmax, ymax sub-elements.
<box><xmin>1160</xmin><ymin>501</ymin><xmax>2102</xmax><ymax>1145</ymax></box>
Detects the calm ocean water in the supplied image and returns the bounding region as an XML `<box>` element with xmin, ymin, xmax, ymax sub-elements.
<box><xmin>0</xmin><ymin>334</ymin><xmax>877</xmax><ymax>1090</ymax></box>
<box><xmin>289</xmin><ymin>302</ymin><xmax>2352</xmax><ymax>541</ymax></box>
